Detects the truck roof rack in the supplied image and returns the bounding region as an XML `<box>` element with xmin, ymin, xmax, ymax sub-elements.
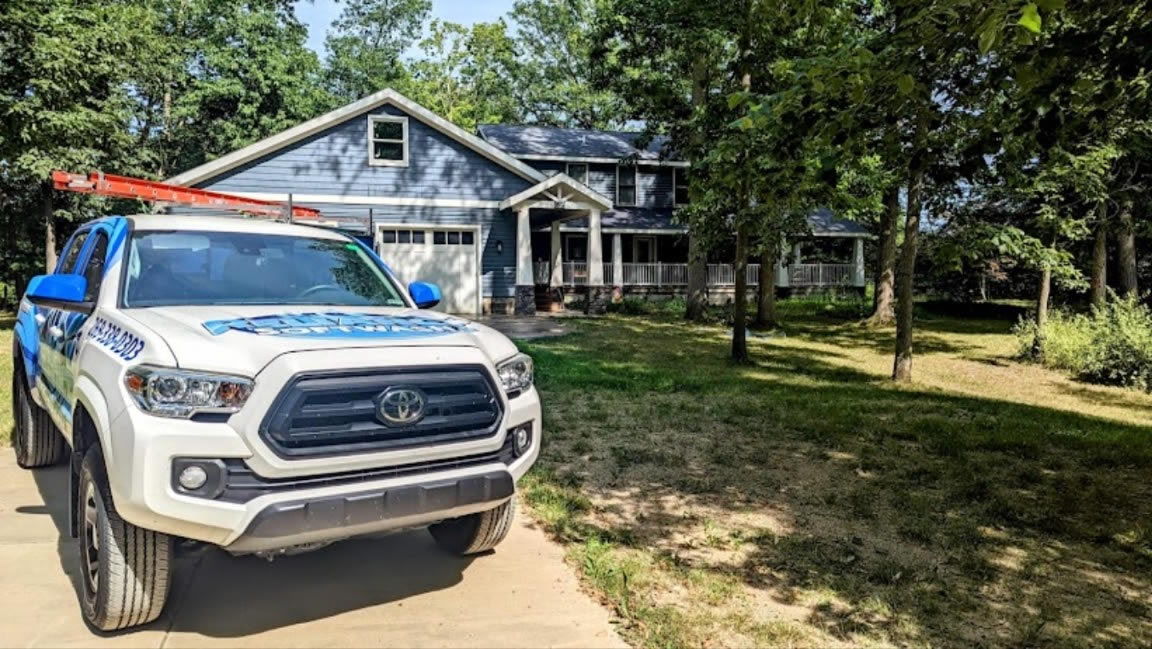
<box><xmin>51</xmin><ymin>170</ymin><xmax>322</xmax><ymax>221</ymax></box>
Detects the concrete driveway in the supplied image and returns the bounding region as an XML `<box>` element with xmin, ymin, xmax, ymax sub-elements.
<box><xmin>0</xmin><ymin>454</ymin><xmax>625</xmax><ymax>648</ymax></box>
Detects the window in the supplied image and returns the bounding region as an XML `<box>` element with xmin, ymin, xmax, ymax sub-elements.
<box><xmin>368</xmin><ymin>115</ymin><xmax>408</xmax><ymax>166</ymax></box>
<box><xmin>432</xmin><ymin>230</ymin><xmax>474</xmax><ymax>246</ymax></box>
<box><xmin>57</xmin><ymin>230</ymin><xmax>90</xmax><ymax>274</ymax></box>
<box><xmin>617</xmin><ymin>165</ymin><xmax>637</xmax><ymax>206</ymax></box>
<box><xmin>379</xmin><ymin>229</ymin><xmax>425</xmax><ymax>245</ymax></box>
<box><xmin>566</xmin><ymin>162</ymin><xmax>589</xmax><ymax>184</ymax></box>
<box><xmin>674</xmin><ymin>168</ymin><xmax>689</xmax><ymax>206</ymax></box>
<box><xmin>82</xmin><ymin>233</ymin><xmax>109</xmax><ymax>302</ymax></box>
<box><xmin>122</xmin><ymin>231</ymin><xmax>406</xmax><ymax>308</ymax></box>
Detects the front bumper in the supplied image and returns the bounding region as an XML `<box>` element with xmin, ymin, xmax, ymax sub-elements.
<box><xmin>229</xmin><ymin>470</ymin><xmax>514</xmax><ymax>553</ymax></box>
<box><xmin>103</xmin><ymin>346</ymin><xmax>541</xmax><ymax>549</ymax></box>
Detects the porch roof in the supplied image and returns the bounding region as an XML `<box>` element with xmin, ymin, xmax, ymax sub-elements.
<box><xmin>534</xmin><ymin>207</ymin><xmax>874</xmax><ymax>238</ymax></box>
<box><xmin>499</xmin><ymin>172</ymin><xmax>613</xmax><ymax>211</ymax></box>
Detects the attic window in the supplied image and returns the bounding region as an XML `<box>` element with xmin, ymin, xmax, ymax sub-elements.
<box><xmin>368</xmin><ymin>115</ymin><xmax>408</xmax><ymax>167</ymax></box>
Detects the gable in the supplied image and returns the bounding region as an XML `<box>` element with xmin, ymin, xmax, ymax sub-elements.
<box><xmin>167</xmin><ymin>89</ymin><xmax>543</xmax><ymax>202</ymax></box>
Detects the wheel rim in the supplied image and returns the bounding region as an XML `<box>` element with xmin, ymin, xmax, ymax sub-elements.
<box><xmin>82</xmin><ymin>480</ymin><xmax>100</xmax><ymax>597</ymax></box>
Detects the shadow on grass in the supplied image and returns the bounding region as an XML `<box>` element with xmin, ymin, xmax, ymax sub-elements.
<box><xmin>524</xmin><ymin>315</ymin><xmax>1152</xmax><ymax>648</ymax></box>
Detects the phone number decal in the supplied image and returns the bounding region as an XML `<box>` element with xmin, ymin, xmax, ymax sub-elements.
<box><xmin>87</xmin><ymin>317</ymin><xmax>145</xmax><ymax>361</ymax></box>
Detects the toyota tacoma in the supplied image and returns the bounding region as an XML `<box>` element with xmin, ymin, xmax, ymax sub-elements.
<box><xmin>11</xmin><ymin>214</ymin><xmax>540</xmax><ymax>631</ymax></box>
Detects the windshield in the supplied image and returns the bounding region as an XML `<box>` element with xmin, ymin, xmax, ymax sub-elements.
<box><xmin>122</xmin><ymin>230</ymin><xmax>408</xmax><ymax>308</ymax></box>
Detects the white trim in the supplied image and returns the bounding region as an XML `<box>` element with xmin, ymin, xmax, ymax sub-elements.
<box><xmin>565</xmin><ymin>161</ymin><xmax>589</xmax><ymax>184</ymax></box>
<box><xmin>498</xmin><ymin>172</ymin><xmax>612</xmax><ymax>211</ymax></box>
<box><xmin>374</xmin><ymin>222</ymin><xmax>482</xmax><ymax>315</ymax></box>
<box><xmin>167</xmin><ymin>88</ymin><xmax>546</xmax><ymax>187</ymax></box>
<box><xmin>226</xmin><ymin>192</ymin><xmax>502</xmax><ymax>209</ymax></box>
<box><xmin>616</xmin><ymin>164</ymin><xmax>637</xmax><ymax>207</ymax></box>
<box><xmin>367</xmin><ymin>114</ymin><xmax>408</xmax><ymax>167</ymax></box>
<box><xmin>633</xmin><ymin>235</ymin><xmax>658</xmax><ymax>263</ymax></box>
<box><xmin>539</xmin><ymin>226</ymin><xmax>688</xmax><ymax>235</ymax></box>
<box><xmin>514</xmin><ymin>153</ymin><xmax>690</xmax><ymax>168</ymax></box>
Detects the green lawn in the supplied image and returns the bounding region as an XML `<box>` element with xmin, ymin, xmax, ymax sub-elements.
<box><xmin>517</xmin><ymin>306</ymin><xmax>1152</xmax><ymax>649</ymax></box>
<box><xmin>2</xmin><ymin>307</ymin><xmax>1149</xmax><ymax>647</ymax></box>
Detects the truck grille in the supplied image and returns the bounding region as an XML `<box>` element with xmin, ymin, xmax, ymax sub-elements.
<box><xmin>260</xmin><ymin>365</ymin><xmax>504</xmax><ymax>458</ymax></box>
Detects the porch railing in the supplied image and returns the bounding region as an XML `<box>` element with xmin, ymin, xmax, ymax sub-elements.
<box><xmin>789</xmin><ymin>263</ymin><xmax>854</xmax><ymax>286</ymax></box>
<box><xmin>532</xmin><ymin>261</ymin><xmax>858</xmax><ymax>287</ymax></box>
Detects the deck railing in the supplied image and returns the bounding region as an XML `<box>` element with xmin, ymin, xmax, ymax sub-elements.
<box><xmin>533</xmin><ymin>261</ymin><xmax>858</xmax><ymax>287</ymax></box>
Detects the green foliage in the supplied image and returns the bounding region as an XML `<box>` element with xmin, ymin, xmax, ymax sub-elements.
<box><xmin>323</xmin><ymin>0</ymin><xmax>430</xmax><ymax>100</ymax></box>
<box><xmin>1016</xmin><ymin>294</ymin><xmax>1152</xmax><ymax>391</ymax></box>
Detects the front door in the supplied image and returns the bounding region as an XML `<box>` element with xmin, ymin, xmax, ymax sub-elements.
<box><xmin>634</xmin><ymin>236</ymin><xmax>657</xmax><ymax>263</ymax></box>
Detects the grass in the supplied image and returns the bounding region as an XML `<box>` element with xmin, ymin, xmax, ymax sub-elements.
<box><xmin>516</xmin><ymin>303</ymin><xmax>1152</xmax><ymax>649</ymax></box>
<box><xmin>2</xmin><ymin>304</ymin><xmax>1149</xmax><ymax>646</ymax></box>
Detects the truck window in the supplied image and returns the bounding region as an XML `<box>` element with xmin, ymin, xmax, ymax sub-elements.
<box><xmin>121</xmin><ymin>231</ymin><xmax>408</xmax><ymax>308</ymax></box>
<box><xmin>82</xmin><ymin>232</ymin><xmax>109</xmax><ymax>302</ymax></box>
<box><xmin>56</xmin><ymin>230</ymin><xmax>90</xmax><ymax>274</ymax></box>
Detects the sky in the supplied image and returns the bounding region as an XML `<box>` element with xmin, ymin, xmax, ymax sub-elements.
<box><xmin>296</xmin><ymin>0</ymin><xmax>518</xmax><ymax>58</ymax></box>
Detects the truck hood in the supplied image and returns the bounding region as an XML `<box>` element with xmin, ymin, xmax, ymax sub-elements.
<box><xmin>122</xmin><ymin>305</ymin><xmax>519</xmax><ymax>376</ymax></box>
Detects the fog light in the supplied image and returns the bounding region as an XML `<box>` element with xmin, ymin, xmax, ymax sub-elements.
<box><xmin>178</xmin><ymin>465</ymin><xmax>208</xmax><ymax>490</ymax></box>
<box><xmin>512</xmin><ymin>423</ymin><xmax>533</xmax><ymax>457</ymax></box>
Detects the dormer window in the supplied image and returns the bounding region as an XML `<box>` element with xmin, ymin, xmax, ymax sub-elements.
<box><xmin>368</xmin><ymin>115</ymin><xmax>408</xmax><ymax>166</ymax></box>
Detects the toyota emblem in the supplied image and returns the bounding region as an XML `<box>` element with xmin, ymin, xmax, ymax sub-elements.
<box><xmin>377</xmin><ymin>387</ymin><xmax>427</xmax><ymax>426</ymax></box>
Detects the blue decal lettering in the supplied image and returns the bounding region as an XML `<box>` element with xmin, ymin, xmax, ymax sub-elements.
<box><xmin>201</xmin><ymin>312</ymin><xmax>471</xmax><ymax>339</ymax></box>
<box><xmin>86</xmin><ymin>317</ymin><xmax>146</xmax><ymax>361</ymax></box>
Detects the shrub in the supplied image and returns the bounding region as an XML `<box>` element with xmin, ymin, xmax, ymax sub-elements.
<box><xmin>1015</xmin><ymin>294</ymin><xmax>1152</xmax><ymax>391</ymax></box>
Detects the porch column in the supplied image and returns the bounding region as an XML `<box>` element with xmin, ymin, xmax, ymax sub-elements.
<box><xmin>852</xmin><ymin>237</ymin><xmax>866</xmax><ymax>288</ymax></box>
<box><xmin>776</xmin><ymin>237</ymin><xmax>790</xmax><ymax>288</ymax></box>
<box><xmin>585</xmin><ymin>208</ymin><xmax>608</xmax><ymax>314</ymax></box>
<box><xmin>793</xmin><ymin>241</ymin><xmax>803</xmax><ymax>265</ymax></box>
<box><xmin>549</xmin><ymin>221</ymin><xmax>564</xmax><ymax>310</ymax></box>
<box><xmin>514</xmin><ymin>206</ymin><xmax>536</xmax><ymax>315</ymax></box>
<box><xmin>612</xmin><ymin>232</ymin><xmax>624</xmax><ymax>302</ymax></box>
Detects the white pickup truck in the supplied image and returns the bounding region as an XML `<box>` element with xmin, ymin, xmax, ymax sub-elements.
<box><xmin>12</xmin><ymin>214</ymin><xmax>540</xmax><ymax>631</ymax></box>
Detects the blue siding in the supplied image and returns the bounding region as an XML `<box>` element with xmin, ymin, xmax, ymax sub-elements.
<box><xmin>200</xmin><ymin>104</ymin><xmax>533</xmax><ymax>201</ymax></box>
<box><xmin>526</xmin><ymin>160</ymin><xmax>673</xmax><ymax>207</ymax></box>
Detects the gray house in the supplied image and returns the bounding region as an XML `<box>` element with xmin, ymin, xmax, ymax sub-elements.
<box><xmin>169</xmin><ymin>89</ymin><xmax>870</xmax><ymax>315</ymax></box>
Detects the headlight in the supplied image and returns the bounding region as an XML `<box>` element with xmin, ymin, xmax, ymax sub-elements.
<box><xmin>496</xmin><ymin>353</ymin><xmax>534</xmax><ymax>393</ymax></box>
<box><xmin>124</xmin><ymin>366</ymin><xmax>253</xmax><ymax>418</ymax></box>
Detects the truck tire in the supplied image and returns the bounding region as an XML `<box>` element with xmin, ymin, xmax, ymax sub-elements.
<box><xmin>428</xmin><ymin>496</ymin><xmax>517</xmax><ymax>555</ymax></box>
<box><xmin>12</xmin><ymin>365</ymin><xmax>66</xmax><ymax>469</ymax></box>
<box><xmin>77</xmin><ymin>447</ymin><xmax>172</xmax><ymax>631</ymax></box>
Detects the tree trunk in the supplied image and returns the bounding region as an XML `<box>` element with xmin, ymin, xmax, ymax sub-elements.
<box><xmin>1090</xmin><ymin>201</ymin><xmax>1108</xmax><ymax>308</ymax></box>
<box><xmin>41</xmin><ymin>181</ymin><xmax>57</xmax><ymax>272</ymax></box>
<box><xmin>686</xmin><ymin>235</ymin><xmax>708</xmax><ymax>321</ymax></box>
<box><xmin>1032</xmin><ymin>266</ymin><xmax>1052</xmax><ymax>360</ymax></box>
<box><xmin>869</xmin><ymin>184</ymin><xmax>900</xmax><ymax>325</ymax></box>
<box><xmin>892</xmin><ymin>156</ymin><xmax>924</xmax><ymax>382</ymax></box>
<box><xmin>754</xmin><ymin>250</ymin><xmax>777</xmax><ymax>328</ymax></box>
<box><xmin>684</xmin><ymin>58</ymin><xmax>710</xmax><ymax>322</ymax></box>
<box><xmin>1117</xmin><ymin>198</ymin><xmax>1138</xmax><ymax>297</ymax></box>
<box><xmin>732</xmin><ymin>224</ymin><xmax>750</xmax><ymax>362</ymax></box>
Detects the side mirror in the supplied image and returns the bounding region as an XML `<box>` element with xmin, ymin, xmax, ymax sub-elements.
<box><xmin>408</xmin><ymin>281</ymin><xmax>441</xmax><ymax>309</ymax></box>
<box><xmin>25</xmin><ymin>274</ymin><xmax>93</xmax><ymax>314</ymax></box>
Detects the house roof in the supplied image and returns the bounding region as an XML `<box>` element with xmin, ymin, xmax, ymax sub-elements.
<box><xmin>167</xmin><ymin>89</ymin><xmax>547</xmax><ymax>187</ymax></box>
<box><xmin>535</xmin><ymin>207</ymin><xmax>873</xmax><ymax>237</ymax></box>
<box><xmin>499</xmin><ymin>173</ymin><xmax>613</xmax><ymax>211</ymax></box>
<box><xmin>478</xmin><ymin>125</ymin><xmax>686</xmax><ymax>166</ymax></box>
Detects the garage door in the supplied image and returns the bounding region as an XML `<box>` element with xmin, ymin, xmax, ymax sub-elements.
<box><xmin>377</xmin><ymin>227</ymin><xmax>480</xmax><ymax>314</ymax></box>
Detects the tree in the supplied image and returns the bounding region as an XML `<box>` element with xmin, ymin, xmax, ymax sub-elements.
<box><xmin>511</xmin><ymin>0</ymin><xmax>626</xmax><ymax>129</ymax></box>
<box><xmin>134</xmin><ymin>0</ymin><xmax>332</xmax><ymax>176</ymax></box>
<box><xmin>324</xmin><ymin>0</ymin><xmax>431</xmax><ymax>101</ymax></box>
<box><xmin>403</xmin><ymin>19</ymin><xmax>522</xmax><ymax>130</ymax></box>
<box><xmin>0</xmin><ymin>0</ymin><xmax>152</xmax><ymax>270</ymax></box>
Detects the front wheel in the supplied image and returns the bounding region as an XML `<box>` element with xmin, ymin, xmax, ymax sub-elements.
<box><xmin>12</xmin><ymin>366</ymin><xmax>66</xmax><ymax>468</ymax></box>
<box><xmin>428</xmin><ymin>497</ymin><xmax>517</xmax><ymax>555</ymax></box>
<box><xmin>78</xmin><ymin>447</ymin><xmax>173</xmax><ymax>631</ymax></box>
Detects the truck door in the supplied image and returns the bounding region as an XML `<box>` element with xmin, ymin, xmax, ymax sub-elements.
<box><xmin>37</xmin><ymin>226</ymin><xmax>108</xmax><ymax>428</ymax></box>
